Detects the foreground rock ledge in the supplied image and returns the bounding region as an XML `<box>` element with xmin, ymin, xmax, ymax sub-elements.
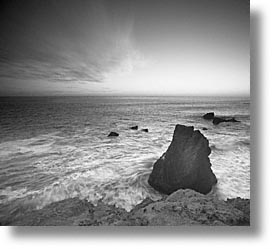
<box><xmin>1</xmin><ymin>189</ymin><xmax>249</xmax><ymax>226</ymax></box>
<box><xmin>148</xmin><ymin>124</ymin><xmax>217</xmax><ymax>194</ymax></box>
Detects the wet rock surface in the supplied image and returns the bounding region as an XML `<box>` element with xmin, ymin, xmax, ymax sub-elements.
<box><xmin>148</xmin><ymin>125</ymin><xmax>217</xmax><ymax>194</ymax></box>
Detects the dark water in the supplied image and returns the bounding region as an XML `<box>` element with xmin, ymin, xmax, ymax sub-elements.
<box><xmin>0</xmin><ymin>96</ymin><xmax>250</xmax><ymax>219</ymax></box>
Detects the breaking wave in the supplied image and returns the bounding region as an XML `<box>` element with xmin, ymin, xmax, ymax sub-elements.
<box><xmin>0</xmin><ymin>96</ymin><xmax>250</xmax><ymax>216</ymax></box>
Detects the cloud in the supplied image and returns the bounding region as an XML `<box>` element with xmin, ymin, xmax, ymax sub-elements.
<box><xmin>0</xmin><ymin>58</ymin><xmax>104</xmax><ymax>84</ymax></box>
<box><xmin>0</xmin><ymin>0</ymin><xmax>144</xmax><ymax>87</ymax></box>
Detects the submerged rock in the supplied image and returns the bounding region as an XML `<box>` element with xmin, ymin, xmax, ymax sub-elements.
<box><xmin>141</xmin><ymin>128</ymin><xmax>149</xmax><ymax>132</ymax></box>
<box><xmin>148</xmin><ymin>124</ymin><xmax>217</xmax><ymax>194</ymax></box>
<box><xmin>203</xmin><ymin>112</ymin><xmax>215</xmax><ymax>120</ymax></box>
<box><xmin>212</xmin><ymin>117</ymin><xmax>224</xmax><ymax>125</ymax></box>
<box><xmin>108</xmin><ymin>131</ymin><xmax>119</xmax><ymax>137</ymax></box>
<box><xmin>130</xmin><ymin>125</ymin><xmax>138</xmax><ymax>130</ymax></box>
<box><xmin>213</xmin><ymin>117</ymin><xmax>240</xmax><ymax>125</ymax></box>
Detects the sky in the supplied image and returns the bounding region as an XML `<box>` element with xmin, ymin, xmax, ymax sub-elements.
<box><xmin>0</xmin><ymin>0</ymin><xmax>250</xmax><ymax>96</ymax></box>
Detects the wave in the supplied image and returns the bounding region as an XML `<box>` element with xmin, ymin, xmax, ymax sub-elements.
<box><xmin>237</xmin><ymin>139</ymin><xmax>250</xmax><ymax>146</ymax></box>
<box><xmin>210</xmin><ymin>139</ymin><xmax>250</xmax><ymax>152</ymax></box>
<box><xmin>0</xmin><ymin>96</ymin><xmax>250</xmax><ymax>217</ymax></box>
<box><xmin>0</xmin><ymin>158</ymin><xmax>162</xmax><ymax>212</ymax></box>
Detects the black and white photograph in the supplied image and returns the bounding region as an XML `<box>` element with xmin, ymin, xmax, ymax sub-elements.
<box><xmin>0</xmin><ymin>0</ymin><xmax>250</xmax><ymax>226</ymax></box>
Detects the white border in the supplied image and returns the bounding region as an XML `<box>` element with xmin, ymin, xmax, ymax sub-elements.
<box><xmin>1</xmin><ymin>0</ymin><xmax>275</xmax><ymax>248</ymax></box>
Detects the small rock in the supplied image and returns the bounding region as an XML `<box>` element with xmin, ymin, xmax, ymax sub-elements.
<box><xmin>141</xmin><ymin>128</ymin><xmax>149</xmax><ymax>132</ymax></box>
<box><xmin>203</xmin><ymin>112</ymin><xmax>215</xmax><ymax>120</ymax></box>
<box><xmin>130</xmin><ymin>126</ymin><xmax>138</xmax><ymax>130</ymax></box>
<box><xmin>108</xmin><ymin>132</ymin><xmax>119</xmax><ymax>137</ymax></box>
<box><xmin>202</xmin><ymin>127</ymin><xmax>208</xmax><ymax>130</ymax></box>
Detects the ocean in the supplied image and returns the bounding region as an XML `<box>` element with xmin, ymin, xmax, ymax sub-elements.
<box><xmin>0</xmin><ymin>96</ymin><xmax>250</xmax><ymax>220</ymax></box>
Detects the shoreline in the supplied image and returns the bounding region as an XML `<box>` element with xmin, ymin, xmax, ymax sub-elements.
<box><xmin>0</xmin><ymin>123</ymin><xmax>250</xmax><ymax>226</ymax></box>
<box><xmin>0</xmin><ymin>189</ymin><xmax>250</xmax><ymax>226</ymax></box>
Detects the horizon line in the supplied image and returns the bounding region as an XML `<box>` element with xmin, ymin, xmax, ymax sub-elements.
<box><xmin>0</xmin><ymin>94</ymin><xmax>250</xmax><ymax>98</ymax></box>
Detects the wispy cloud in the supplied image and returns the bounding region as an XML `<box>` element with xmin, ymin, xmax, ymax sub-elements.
<box><xmin>0</xmin><ymin>0</ymin><xmax>249</xmax><ymax>96</ymax></box>
<box><xmin>0</xmin><ymin>0</ymin><xmax>145</xmax><ymax>89</ymax></box>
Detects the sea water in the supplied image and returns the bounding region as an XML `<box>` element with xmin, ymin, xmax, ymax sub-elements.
<box><xmin>0</xmin><ymin>96</ymin><xmax>250</xmax><ymax>219</ymax></box>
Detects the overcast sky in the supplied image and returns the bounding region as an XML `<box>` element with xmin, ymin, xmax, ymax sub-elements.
<box><xmin>0</xmin><ymin>0</ymin><xmax>249</xmax><ymax>96</ymax></box>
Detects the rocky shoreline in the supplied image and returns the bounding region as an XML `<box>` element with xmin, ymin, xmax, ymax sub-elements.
<box><xmin>0</xmin><ymin>123</ymin><xmax>250</xmax><ymax>226</ymax></box>
<box><xmin>1</xmin><ymin>189</ymin><xmax>249</xmax><ymax>226</ymax></box>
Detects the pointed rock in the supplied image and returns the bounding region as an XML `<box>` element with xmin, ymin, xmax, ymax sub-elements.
<box><xmin>148</xmin><ymin>124</ymin><xmax>217</xmax><ymax>194</ymax></box>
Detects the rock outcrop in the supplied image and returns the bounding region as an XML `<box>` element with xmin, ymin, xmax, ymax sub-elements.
<box><xmin>2</xmin><ymin>189</ymin><xmax>249</xmax><ymax>226</ymax></box>
<box><xmin>203</xmin><ymin>112</ymin><xmax>215</xmax><ymax>120</ymax></box>
<box><xmin>108</xmin><ymin>132</ymin><xmax>119</xmax><ymax>137</ymax></box>
<box><xmin>117</xmin><ymin>189</ymin><xmax>250</xmax><ymax>226</ymax></box>
<box><xmin>148</xmin><ymin>124</ymin><xmax>217</xmax><ymax>194</ymax></box>
<box><xmin>203</xmin><ymin>112</ymin><xmax>240</xmax><ymax>125</ymax></box>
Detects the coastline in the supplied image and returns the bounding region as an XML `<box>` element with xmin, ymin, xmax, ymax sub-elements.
<box><xmin>0</xmin><ymin>123</ymin><xmax>250</xmax><ymax>226</ymax></box>
<box><xmin>0</xmin><ymin>189</ymin><xmax>250</xmax><ymax>226</ymax></box>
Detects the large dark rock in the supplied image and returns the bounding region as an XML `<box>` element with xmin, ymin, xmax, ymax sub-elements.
<box><xmin>108</xmin><ymin>131</ymin><xmax>119</xmax><ymax>137</ymax></box>
<box><xmin>213</xmin><ymin>117</ymin><xmax>240</xmax><ymax>125</ymax></box>
<box><xmin>148</xmin><ymin>124</ymin><xmax>217</xmax><ymax>194</ymax></box>
<box><xmin>203</xmin><ymin>112</ymin><xmax>215</xmax><ymax>120</ymax></box>
<box><xmin>130</xmin><ymin>125</ymin><xmax>138</xmax><ymax>130</ymax></box>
